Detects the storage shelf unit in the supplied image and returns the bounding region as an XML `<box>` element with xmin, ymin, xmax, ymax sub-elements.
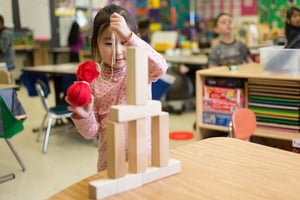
<box><xmin>196</xmin><ymin>63</ymin><xmax>300</xmax><ymax>141</ymax></box>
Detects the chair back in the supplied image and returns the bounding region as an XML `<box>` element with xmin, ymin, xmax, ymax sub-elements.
<box><xmin>0</xmin><ymin>96</ymin><xmax>24</xmax><ymax>139</ymax></box>
<box><xmin>229</xmin><ymin>108</ymin><xmax>256</xmax><ymax>140</ymax></box>
<box><xmin>35</xmin><ymin>79</ymin><xmax>51</xmax><ymax>113</ymax></box>
<box><xmin>0</xmin><ymin>69</ymin><xmax>11</xmax><ymax>84</ymax></box>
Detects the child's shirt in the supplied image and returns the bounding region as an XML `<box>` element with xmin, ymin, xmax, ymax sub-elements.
<box><xmin>208</xmin><ymin>39</ymin><xmax>251</xmax><ymax>67</ymax></box>
<box><xmin>71</xmin><ymin>33</ymin><xmax>168</xmax><ymax>171</ymax></box>
<box><xmin>0</xmin><ymin>27</ymin><xmax>15</xmax><ymax>66</ymax></box>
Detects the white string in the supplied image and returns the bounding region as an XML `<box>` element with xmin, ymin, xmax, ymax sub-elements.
<box><xmin>97</xmin><ymin>32</ymin><xmax>115</xmax><ymax>82</ymax></box>
<box><xmin>111</xmin><ymin>32</ymin><xmax>116</xmax><ymax>67</ymax></box>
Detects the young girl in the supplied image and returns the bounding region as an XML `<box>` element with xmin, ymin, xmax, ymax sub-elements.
<box><xmin>285</xmin><ymin>6</ymin><xmax>300</xmax><ymax>48</ymax></box>
<box><xmin>208</xmin><ymin>13</ymin><xmax>251</xmax><ymax>68</ymax></box>
<box><xmin>66</xmin><ymin>4</ymin><xmax>168</xmax><ymax>172</ymax></box>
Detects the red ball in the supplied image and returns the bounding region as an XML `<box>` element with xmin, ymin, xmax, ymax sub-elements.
<box><xmin>66</xmin><ymin>82</ymin><xmax>91</xmax><ymax>107</ymax></box>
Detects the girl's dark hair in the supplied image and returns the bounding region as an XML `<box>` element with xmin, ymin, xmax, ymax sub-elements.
<box><xmin>286</xmin><ymin>6</ymin><xmax>300</xmax><ymax>21</ymax></box>
<box><xmin>68</xmin><ymin>21</ymin><xmax>80</xmax><ymax>46</ymax></box>
<box><xmin>285</xmin><ymin>6</ymin><xmax>300</xmax><ymax>38</ymax></box>
<box><xmin>214</xmin><ymin>13</ymin><xmax>230</xmax><ymax>27</ymax></box>
<box><xmin>91</xmin><ymin>4</ymin><xmax>138</xmax><ymax>62</ymax></box>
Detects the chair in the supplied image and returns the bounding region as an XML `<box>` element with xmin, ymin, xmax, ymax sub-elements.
<box><xmin>228</xmin><ymin>108</ymin><xmax>256</xmax><ymax>140</ymax></box>
<box><xmin>35</xmin><ymin>79</ymin><xmax>72</xmax><ymax>153</ymax></box>
<box><xmin>0</xmin><ymin>96</ymin><xmax>26</xmax><ymax>183</ymax></box>
<box><xmin>164</xmin><ymin>69</ymin><xmax>194</xmax><ymax>114</ymax></box>
<box><xmin>0</xmin><ymin>69</ymin><xmax>11</xmax><ymax>84</ymax></box>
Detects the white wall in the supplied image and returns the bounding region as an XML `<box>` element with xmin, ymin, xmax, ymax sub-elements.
<box><xmin>0</xmin><ymin>0</ymin><xmax>14</xmax><ymax>28</ymax></box>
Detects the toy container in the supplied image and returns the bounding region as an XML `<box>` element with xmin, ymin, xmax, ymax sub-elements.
<box><xmin>260</xmin><ymin>46</ymin><xmax>300</xmax><ymax>75</ymax></box>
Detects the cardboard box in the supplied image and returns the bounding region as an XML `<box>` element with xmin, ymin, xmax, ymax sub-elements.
<box><xmin>203</xmin><ymin>99</ymin><xmax>244</xmax><ymax>112</ymax></box>
<box><xmin>203</xmin><ymin>86</ymin><xmax>244</xmax><ymax>104</ymax></box>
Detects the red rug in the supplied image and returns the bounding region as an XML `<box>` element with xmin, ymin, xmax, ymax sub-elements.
<box><xmin>169</xmin><ymin>131</ymin><xmax>194</xmax><ymax>140</ymax></box>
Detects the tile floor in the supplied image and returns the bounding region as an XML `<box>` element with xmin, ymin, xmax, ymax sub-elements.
<box><xmin>0</xmin><ymin>81</ymin><xmax>197</xmax><ymax>200</ymax></box>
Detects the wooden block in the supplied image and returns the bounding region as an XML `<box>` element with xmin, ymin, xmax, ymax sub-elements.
<box><xmin>128</xmin><ymin>118</ymin><xmax>148</xmax><ymax>173</ymax></box>
<box><xmin>151</xmin><ymin>112</ymin><xmax>169</xmax><ymax>167</ymax></box>
<box><xmin>89</xmin><ymin>173</ymin><xmax>142</xmax><ymax>200</ymax></box>
<box><xmin>106</xmin><ymin>120</ymin><xmax>126</xmax><ymax>179</ymax></box>
<box><xmin>109</xmin><ymin>100</ymin><xmax>161</xmax><ymax>122</ymax></box>
<box><xmin>142</xmin><ymin>159</ymin><xmax>181</xmax><ymax>185</ymax></box>
<box><xmin>126</xmin><ymin>47</ymin><xmax>148</xmax><ymax>105</ymax></box>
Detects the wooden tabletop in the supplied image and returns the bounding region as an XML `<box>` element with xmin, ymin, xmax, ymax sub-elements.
<box><xmin>22</xmin><ymin>63</ymin><xmax>78</xmax><ymax>75</ymax></box>
<box><xmin>198</xmin><ymin>63</ymin><xmax>300</xmax><ymax>80</ymax></box>
<box><xmin>49</xmin><ymin>137</ymin><xmax>300</xmax><ymax>200</ymax></box>
<box><xmin>163</xmin><ymin>54</ymin><xmax>207</xmax><ymax>65</ymax></box>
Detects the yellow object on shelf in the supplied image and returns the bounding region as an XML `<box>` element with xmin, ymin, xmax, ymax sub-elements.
<box><xmin>180</xmin><ymin>41</ymin><xmax>191</xmax><ymax>49</ymax></box>
<box><xmin>154</xmin><ymin>43</ymin><xmax>173</xmax><ymax>52</ymax></box>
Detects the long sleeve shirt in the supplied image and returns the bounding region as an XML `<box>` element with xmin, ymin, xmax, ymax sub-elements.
<box><xmin>72</xmin><ymin>33</ymin><xmax>168</xmax><ymax>171</ymax></box>
<box><xmin>0</xmin><ymin>28</ymin><xmax>16</xmax><ymax>66</ymax></box>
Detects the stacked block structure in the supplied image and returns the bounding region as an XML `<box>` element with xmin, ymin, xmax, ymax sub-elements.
<box><xmin>89</xmin><ymin>47</ymin><xmax>181</xmax><ymax>199</ymax></box>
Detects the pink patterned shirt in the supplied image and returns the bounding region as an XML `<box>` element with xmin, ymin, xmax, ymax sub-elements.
<box><xmin>72</xmin><ymin>33</ymin><xmax>168</xmax><ymax>171</ymax></box>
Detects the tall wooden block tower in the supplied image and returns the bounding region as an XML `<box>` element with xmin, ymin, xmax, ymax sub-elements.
<box><xmin>89</xmin><ymin>47</ymin><xmax>181</xmax><ymax>200</ymax></box>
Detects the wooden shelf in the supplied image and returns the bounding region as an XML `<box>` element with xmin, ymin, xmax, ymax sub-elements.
<box><xmin>196</xmin><ymin>63</ymin><xmax>300</xmax><ymax>142</ymax></box>
<box><xmin>14</xmin><ymin>44</ymin><xmax>37</xmax><ymax>50</ymax></box>
<box><xmin>197</xmin><ymin>123</ymin><xmax>300</xmax><ymax>141</ymax></box>
<box><xmin>254</xmin><ymin>128</ymin><xmax>300</xmax><ymax>141</ymax></box>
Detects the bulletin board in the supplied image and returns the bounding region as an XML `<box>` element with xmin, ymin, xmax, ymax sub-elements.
<box><xmin>18</xmin><ymin>0</ymin><xmax>51</xmax><ymax>41</ymax></box>
<box><xmin>109</xmin><ymin>0</ymin><xmax>135</xmax><ymax>15</ymax></box>
<box><xmin>196</xmin><ymin>0</ymin><xmax>257</xmax><ymax>21</ymax></box>
<box><xmin>134</xmin><ymin>0</ymin><xmax>187</xmax><ymax>30</ymax></box>
<box><xmin>54</xmin><ymin>0</ymin><xmax>76</xmax><ymax>16</ymax></box>
<box><xmin>258</xmin><ymin>0</ymin><xmax>300</xmax><ymax>28</ymax></box>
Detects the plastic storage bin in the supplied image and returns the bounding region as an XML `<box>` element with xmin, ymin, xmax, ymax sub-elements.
<box><xmin>259</xmin><ymin>46</ymin><xmax>300</xmax><ymax>75</ymax></box>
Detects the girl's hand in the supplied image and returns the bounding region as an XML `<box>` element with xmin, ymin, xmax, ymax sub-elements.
<box><xmin>110</xmin><ymin>12</ymin><xmax>132</xmax><ymax>43</ymax></box>
<box><xmin>65</xmin><ymin>95</ymin><xmax>94</xmax><ymax>119</ymax></box>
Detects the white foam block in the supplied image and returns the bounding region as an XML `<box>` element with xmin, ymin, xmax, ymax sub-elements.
<box><xmin>142</xmin><ymin>159</ymin><xmax>181</xmax><ymax>184</ymax></box>
<box><xmin>89</xmin><ymin>173</ymin><xmax>142</xmax><ymax>200</ymax></box>
<box><xmin>89</xmin><ymin>178</ymin><xmax>118</xmax><ymax>200</ymax></box>
<box><xmin>117</xmin><ymin>173</ymin><xmax>142</xmax><ymax>193</ymax></box>
<box><xmin>109</xmin><ymin>100</ymin><xmax>162</xmax><ymax>122</ymax></box>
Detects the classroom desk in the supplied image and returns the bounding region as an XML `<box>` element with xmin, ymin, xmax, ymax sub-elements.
<box><xmin>14</xmin><ymin>44</ymin><xmax>48</xmax><ymax>66</ymax></box>
<box><xmin>48</xmin><ymin>47</ymin><xmax>70</xmax><ymax>64</ymax></box>
<box><xmin>49</xmin><ymin>137</ymin><xmax>300</xmax><ymax>199</ymax></box>
<box><xmin>21</xmin><ymin>63</ymin><xmax>78</xmax><ymax>75</ymax></box>
<box><xmin>22</xmin><ymin>63</ymin><xmax>78</xmax><ymax>105</ymax></box>
<box><xmin>163</xmin><ymin>54</ymin><xmax>207</xmax><ymax>65</ymax></box>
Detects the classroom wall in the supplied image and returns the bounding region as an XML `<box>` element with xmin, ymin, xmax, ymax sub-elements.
<box><xmin>5</xmin><ymin>0</ymin><xmax>299</xmax><ymax>48</ymax></box>
<box><xmin>0</xmin><ymin>0</ymin><xmax>14</xmax><ymax>27</ymax></box>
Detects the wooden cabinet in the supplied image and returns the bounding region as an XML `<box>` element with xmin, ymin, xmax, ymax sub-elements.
<box><xmin>196</xmin><ymin>63</ymin><xmax>300</xmax><ymax>141</ymax></box>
